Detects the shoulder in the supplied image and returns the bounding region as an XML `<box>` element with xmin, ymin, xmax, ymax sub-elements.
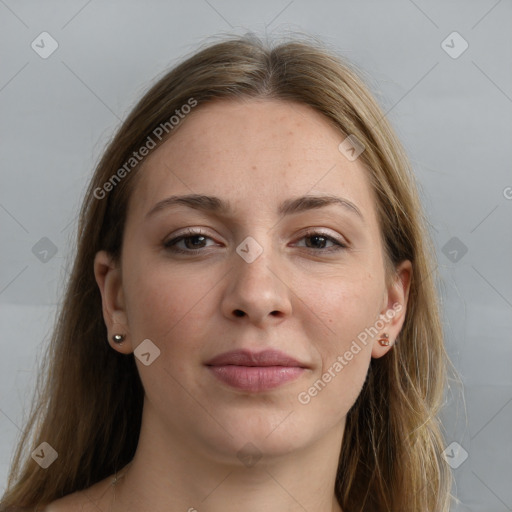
<box><xmin>41</xmin><ymin>491</ymin><xmax>89</xmax><ymax>512</ymax></box>
<box><xmin>42</xmin><ymin>474</ymin><xmax>114</xmax><ymax>512</ymax></box>
<box><xmin>41</xmin><ymin>493</ymin><xmax>81</xmax><ymax>511</ymax></box>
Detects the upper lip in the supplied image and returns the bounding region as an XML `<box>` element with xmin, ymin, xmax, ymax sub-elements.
<box><xmin>205</xmin><ymin>349</ymin><xmax>308</xmax><ymax>368</ymax></box>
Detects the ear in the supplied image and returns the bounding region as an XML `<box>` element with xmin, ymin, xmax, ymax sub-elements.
<box><xmin>371</xmin><ymin>259</ymin><xmax>412</xmax><ymax>358</ymax></box>
<box><xmin>94</xmin><ymin>250</ymin><xmax>133</xmax><ymax>354</ymax></box>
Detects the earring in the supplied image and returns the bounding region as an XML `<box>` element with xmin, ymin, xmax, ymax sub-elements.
<box><xmin>377</xmin><ymin>333</ymin><xmax>391</xmax><ymax>346</ymax></box>
<box><xmin>112</xmin><ymin>334</ymin><xmax>125</xmax><ymax>344</ymax></box>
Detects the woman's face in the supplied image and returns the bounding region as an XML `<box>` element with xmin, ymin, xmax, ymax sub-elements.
<box><xmin>95</xmin><ymin>98</ymin><xmax>410</xmax><ymax>463</ymax></box>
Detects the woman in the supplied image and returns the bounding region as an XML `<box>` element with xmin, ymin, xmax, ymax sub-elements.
<box><xmin>1</xmin><ymin>34</ymin><xmax>452</xmax><ymax>512</ymax></box>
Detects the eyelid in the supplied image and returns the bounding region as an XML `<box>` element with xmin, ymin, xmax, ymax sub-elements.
<box><xmin>296</xmin><ymin>227</ymin><xmax>348</xmax><ymax>244</ymax></box>
<box><xmin>163</xmin><ymin>227</ymin><xmax>216</xmax><ymax>246</ymax></box>
<box><xmin>293</xmin><ymin>229</ymin><xmax>349</xmax><ymax>252</ymax></box>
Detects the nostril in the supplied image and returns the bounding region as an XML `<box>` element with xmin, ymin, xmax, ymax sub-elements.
<box><xmin>234</xmin><ymin>310</ymin><xmax>245</xmax><ymax>317</ymax></box>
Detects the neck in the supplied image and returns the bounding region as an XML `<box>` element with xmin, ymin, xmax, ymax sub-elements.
<box><xmin>111</xmin><ymin>402</ymin><xmax>344</xmax><ymax>512</ymax></box>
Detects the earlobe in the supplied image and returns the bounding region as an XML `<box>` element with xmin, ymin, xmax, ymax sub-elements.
<box><xmin>93</xmin><ymin>250</ymin><xmax>132</xmax><ymax>354</ymax></box>
<box><xmin>371</xmin><ymin>259</ymin><xmax>412</xmax><ymax>359</ymax></box>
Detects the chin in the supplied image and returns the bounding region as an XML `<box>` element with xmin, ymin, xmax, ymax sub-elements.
<box><xmin>196</xmin><ymin>412</ymin><xmax>316</xmax><ymax>465</ymax></box>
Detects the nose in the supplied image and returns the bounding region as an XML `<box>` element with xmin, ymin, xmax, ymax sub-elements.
<box><xmin>220</xmin><ymin>236</ymin><xmax>292</xmax><ymax>327</ymax></box>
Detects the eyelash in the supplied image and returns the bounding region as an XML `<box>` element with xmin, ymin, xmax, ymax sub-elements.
<box><xmin>163</xmin><ymin>228</ymin><xmax>348</xmax><ymax>255</ymax></box>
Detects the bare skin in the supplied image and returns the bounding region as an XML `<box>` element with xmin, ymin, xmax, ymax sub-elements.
<box><xmin>46</xmin><ymin>98</ymin><xmax>411</xmax><ymax>512</ymax></box>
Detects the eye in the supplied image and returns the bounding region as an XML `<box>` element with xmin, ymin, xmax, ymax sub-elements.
<box><xmin>294</xmin><ymin>230</ymin><xmax>347</xmax><ymax>252</ymax></box>
<box><xmin>163</xmin><ymin>228</ymin><xmax>348</xmax><ymax>255</ymax></box>
<box><xmin>163</xmin><ymin>229</ymin><xmax>217</xmax><ymax>254</ymax></box>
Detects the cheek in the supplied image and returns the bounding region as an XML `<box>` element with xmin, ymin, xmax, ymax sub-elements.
<box><xmin>121</xmin><ymin>260</ymin><xmax>217</xmax><ymax>402</ymax></box>
<box><xmin>298</xmin><ymin>266</ymin><xmax>383</xmax><ymax>343</ymax></box>
<box><xmin>294</xmin><ymin>271</ymin><xmax>381</xmax><ymax>409</ymax></box>
<box><xmin>122</xmin><ymin>256</ymin><xmax>220</xmax><ymax>351</ymax></box>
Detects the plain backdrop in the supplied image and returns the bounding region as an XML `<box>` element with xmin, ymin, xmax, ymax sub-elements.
<box><xmin>1</xmin><ymin>1</ymin><xmax>511</xmax><ymax>510</ymax></box>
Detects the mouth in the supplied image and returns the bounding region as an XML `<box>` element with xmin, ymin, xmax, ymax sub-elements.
<box><xmin>204</xmin><ymin>349</ymin><xmax>309</xmax><ymax>392</ymax></box>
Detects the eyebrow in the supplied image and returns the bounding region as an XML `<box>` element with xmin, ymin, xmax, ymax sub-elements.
<box><xmin>145</xmin><ymin>193</ymin><xmax>364</xmax><ymax>221</ymax></box>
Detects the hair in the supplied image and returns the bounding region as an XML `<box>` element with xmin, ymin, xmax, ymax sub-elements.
<box><xmin>1</xmin><ymin>33</ymin><xmax>452</xmax><ymax>512</ymax></box>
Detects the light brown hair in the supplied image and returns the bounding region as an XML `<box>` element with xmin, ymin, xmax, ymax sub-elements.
<box><xmin>1</xmin><ymin>33</ymin><xmax>452</xmax><ymax>512</ymax></box>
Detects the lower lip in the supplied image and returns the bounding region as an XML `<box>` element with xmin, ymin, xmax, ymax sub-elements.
<box><xmin>207</xmin><ymin>365</ymin><xmax>305</xmax><ymax>392</ymax></box>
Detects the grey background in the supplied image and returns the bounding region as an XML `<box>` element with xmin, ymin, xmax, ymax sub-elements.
<box><xmin>1</xmin><ymin>1</ymin><xmax>511</xmax><ymax>510</ymax></box>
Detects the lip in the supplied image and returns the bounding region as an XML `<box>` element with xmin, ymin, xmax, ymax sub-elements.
<box><xmin>205</xmin><ymin>349</ymin><xmax>308</xmax><ymax>392</ymax></box>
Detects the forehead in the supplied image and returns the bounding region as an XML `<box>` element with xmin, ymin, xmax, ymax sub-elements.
<box><xmin>128</xmin><ymin>98</ymin><xmax>377</xmax><ymax>223</ymax></box>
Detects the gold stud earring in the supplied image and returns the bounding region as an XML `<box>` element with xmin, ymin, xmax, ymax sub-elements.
<box><xmin>377</xmin><ymin>333</ymin><xmax>391</xmax><ymax>346</ymax></box>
